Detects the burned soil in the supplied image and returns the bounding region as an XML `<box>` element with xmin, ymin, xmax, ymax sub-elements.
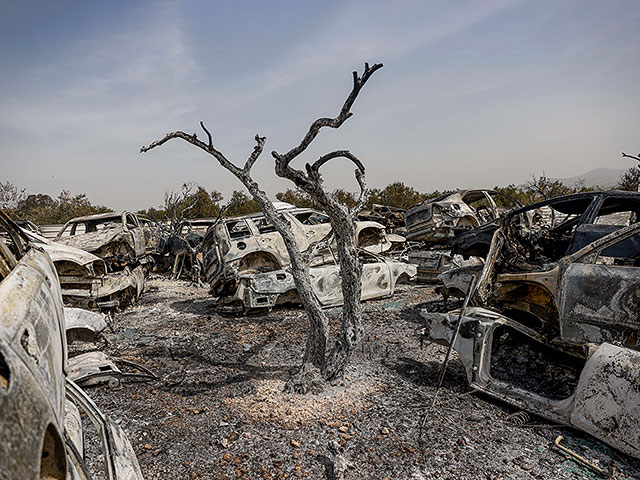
<box><xmin>78</xmin><ymin>276</ymin><xmax>640</xmax><ymax>480</ymax></box>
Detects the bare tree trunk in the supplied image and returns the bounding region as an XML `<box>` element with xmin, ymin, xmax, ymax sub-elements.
<box><xmin>141</xmin><ymin>62</ymin><xmax>382</xmax><ymax>393</ymax></box>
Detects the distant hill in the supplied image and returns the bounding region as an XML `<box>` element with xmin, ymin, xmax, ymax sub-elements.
<box><xmin>553</xmin><ymin>168</ymin><xmax>626</xmax><ymax>189</ymax></box>
<box><xmin>515</xmin><ymin>168</ymin><xmax>626</xmax><ymax>190</ymax></box>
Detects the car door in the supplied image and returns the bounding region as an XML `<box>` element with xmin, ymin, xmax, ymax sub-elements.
<box><xmin>570</xmin><ymin>343</ymin><xmax>640</xmax><ymax>459</ymax></box>
<box><xmin>0</xmin><ymin>212</ymin><xmax>69</xmax><ymax>478</ymax></box>
<box><xmin>557</xmin><ymin>223</ymin><xmax>640</xmax><ymax>348</ymax></box>
<box><xmin>308</xmin><ymin>252</ymin><xmax>393</xmax><ymax>307</ymax></box>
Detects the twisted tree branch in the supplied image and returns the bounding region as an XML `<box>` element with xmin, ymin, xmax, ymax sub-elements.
<box><xmin>244</xmin><ymin>135</ymin><xmax>266</xmax><ymax>174</ymax></box>
<box><xmin>200</xmin><ymin>121</ymin><xmax>213</xmax><ymax>150</ymax></box>
<box><xmin>141</xmin><ymin>127</ymin><xmax>244</xmax><ymax>178</ymax></box>
<box><xmin>351</xmin><ymin>168</ymin><xmax>369</xmax><ymax>217</ymax></box>
<box><xmin>306</xmin><ymin>150</ymin><xmax>365</xmax><ymax>177</ymax></box>
<box><xmin>622</xmin><ymin>152</ymin><xmax>640</xmax><ymax>162</ymax></box>
<box><xmin>272</xmin><ymin>62</ymin><xmax>383</xmax><ymax>178</ymax></box>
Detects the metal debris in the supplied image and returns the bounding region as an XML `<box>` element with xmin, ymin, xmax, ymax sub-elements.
<box><xmin>68</xmin><ymin>351</ymin><xmax>157</xmax><ymax>387</ymax></box>
<box><xmin>554</xmin><ymin>435</ymin><xmax>615</xmax><ymax>478</ymax></box>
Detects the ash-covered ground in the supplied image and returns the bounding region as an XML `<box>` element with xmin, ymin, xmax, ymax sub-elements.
<box><xmin>77</xmin><ymin>276</ymin><xmax>640</xmax><ymax>479</ymax></box>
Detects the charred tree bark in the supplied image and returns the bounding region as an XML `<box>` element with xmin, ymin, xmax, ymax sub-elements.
<box><xmin>272</xmin><ymin>63</ymin><xmax>382</xmax><ymax>382</ymax></box>
<box><xmin>141</xmin><ymin>62</ymin><xmax>382</xmax><ymax>392</ymax></box>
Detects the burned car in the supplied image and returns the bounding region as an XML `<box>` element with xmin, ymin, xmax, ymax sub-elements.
<box><xmin>358</xmin><ymin>204</ymin><xmax>407</xmax><ymax>235</ymax></box>
<box><xmin>422</xmin><ymin>307</ymin><xmax>640</xmax><ymax>459</ymax></box>
<box><xmin>471</xmin><ymin>220</ymin><xmax>640</xmax><ymax>350</ymax></box>
<box><xmin>219</xmin><ymin>250</ymin><xmax>417</xmax><ymax>312</ymax></box>
<box><xmin>0</xmin><ymin>210</ymin><xmax>143</xmax><ymax>479</ymax></box>
<box><xmin>405</xmin><ymin>190</ymin><xmax>521</xmax><ymax>282</ymax></box>
<box><xmin>150</xmin><ymin>217</ymin><xmax>220</xmax><ymax>277</ymax></box>
<box><xmin>449</xmin><ymin>190</ymin><xmax>640</xmax><ymax>260</ymax></box>
<box><xmin>24</xmin><ymin>229</ymin><xmax>144</xmax><ymax>310</ymax></box>
<box><xmin>405</xmin><ymin>190</ymin><xmax>522</xmax><ymax>246</ymax></box>
<box><xmin>441</xmin><ymin>190</ymin><xmax>640</xmax><ymax>298</ymax></box>
<box><xmin>420</xmin><ymin>193</ymin><xmax>640</xmax><ymax>458</ymax></box>
<box><xmin>202</xmin><ymin>207</ymin><xmax>400</xmax><ymax>296</ymax></box>
<box><xmin>55</xmin><ymin>211</ymin><xmax>153</xmax><ymax>271</ymax></box>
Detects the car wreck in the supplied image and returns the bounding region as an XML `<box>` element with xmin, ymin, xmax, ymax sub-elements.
<box><xmin>441</xmin><ymin>190</ymin><xmax>640</xmax><ymax>299</ymax></box>
<box><xmin>55</xmin><ymin>211</ymin><xmax>154</xmax><ymax>271</ymax></box>
<box><xmin>449</xmin><ymin>190</ymin><xmax>640</xmax><ymax>260</ymax></box>
<box><xmin>405</xmin><ymin>190</ymin><xmax>522</xmax><ymax>246</ymax></box>
<box><xmin>24</xmin><ymin>228</ymin><xmax>145</xmax><ymax>310</ymax></box>
<box><xmin>421</xmin><ymin>307</ymin><xmax>640</xmax><ymax>459</ymax></box>
<box><xmin>357</xmin><ymin>204</ymin><xmax>407</xmax><ymax>235</ymax></box>
<box><xmin>218</xmin><ymin>249</ymin><xmax>417</xmax><ymax>312</ymax></box>
<box><xmin>419</xmin><ymin>195</ymin><xmax>640</xmax><ymax>459</ymax></box>
<box><xmin>201</xmin><ymin>206</ymin><xmax>400</xmax><ymax>297</ymax></box>
<box><xmin>0</xmin><ymin>210</ymin><xmax>143</xmax><ymax>479</ymax></box>
<box><xmin>472</xmin><ymin>221</ymin><xmax>640</xmax><ymax>349</ymax></box>
<box><xmin>404</xmin><ymin>190</ymin><xmax>521</xmax><ymax>282</ymax></box>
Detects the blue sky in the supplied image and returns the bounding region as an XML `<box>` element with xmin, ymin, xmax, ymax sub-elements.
<box><xmin>2</xmin><ymin>0</ymin><xmax>640</xmax><ymax>210</ymax></box>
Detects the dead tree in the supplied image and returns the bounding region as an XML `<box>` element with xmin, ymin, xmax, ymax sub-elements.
<box><xmin>150</xmin><ymin>183</ymin><xmax>204</xmax><ymax>282</ymax></box>
<box><xmin>141</xmin><ymin>62</ymin><xmax>382</xmax><ymax>392</ymax></box>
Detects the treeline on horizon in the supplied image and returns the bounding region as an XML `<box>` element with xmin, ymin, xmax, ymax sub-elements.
<box><xmin>3</xmin><ymin>165</ymin><xmax>640</xmax><ymax>225</ymax></box>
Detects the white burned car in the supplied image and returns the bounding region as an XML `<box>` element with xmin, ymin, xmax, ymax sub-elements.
<box><xmin>24</xmin><ymin>229</ymin><xmax>144</xmax><ymax>310</ymax></box>
<box><xmin>405</xmin><ymin>189</ymin><xmax>521</xmax><ymax>246</ymax></box>
<box><xmin>219</xmin><ymin>249</ymin><xmax>416</xmax><ymax>313</ymax></box>
<box><xmin>56</xmin><ymin>211</ymin><xmax>153</xmax><ymax>271</ymax></box>
<box><xmin>0</xmin><ymin>210</ymin><xmax>143</xmax><ymax>479</ymax></box>
<box><xmin>202</xmin><ymin>206</ymin><xmax>401</xmax><ymax>297</ymax></box>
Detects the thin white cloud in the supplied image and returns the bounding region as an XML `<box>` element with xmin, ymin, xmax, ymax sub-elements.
<box><xmin>260</xmin><ymin>0</ymin><xmax>519</xmax><ymax>93</ymax></box>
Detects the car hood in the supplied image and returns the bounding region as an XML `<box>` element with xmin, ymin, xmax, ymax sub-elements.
<box><xmin>40</xmin><ymin>240</ymin><xmax>104</xmax><ymax>267</ymax></box>
<box><xmin>55</xmin><ymin>228</ymin><xmax>128</xmax><ymax>253</ymax></box>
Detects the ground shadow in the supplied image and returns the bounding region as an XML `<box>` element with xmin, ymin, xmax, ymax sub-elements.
<box><xmin>170</xmin><ymin>298</ymin><xmax>218</xmax><ymax>315</ymax></box>
<box><xmin>398</xmin><ymin>295</ymin><xmax>463</xmax><ymax>327</ymax></box>
<box><xmin>388</xmin><ymin>356</ymin><xmax>467</xmax><ymax>388</ymax></box>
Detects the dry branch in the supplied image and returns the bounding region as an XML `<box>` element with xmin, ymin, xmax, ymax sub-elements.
<box><xmin>141</xmin><ymin>62</ymin><xmax>383</xmax><ymax>392</ymax></box>
<box><xmin>622</xmin><ymin>152</ymin><xmax>640</xmax><ymax>162</ymax></box>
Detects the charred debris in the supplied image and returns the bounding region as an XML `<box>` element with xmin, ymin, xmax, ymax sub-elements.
<box><xmin>418</xmin><ymin>189</ymin><xmax>640</xmax><ymax>460</ymax></box>
<box><xmin>7</xmin><ymin>187</ymin><xmax>640</xmax><ymax>474</ymax></box>
<box><xmin>3</xmin><ymin>61</ymin><xmax>640</xmax><ymax>478</ymax></box>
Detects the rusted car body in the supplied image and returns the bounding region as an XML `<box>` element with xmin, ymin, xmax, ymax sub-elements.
<box><xmin>202</xmin><ymin>207</ymin><xmax>397</xmax><ymax>296</ymax></box>
<box><xmin>219</xmin><ymin>250</ymin><xmax>416</xmax><ymax>312</ymax></box>
<box><xmin>0</xmin><ymin>210</ymin><xmax>143</xmax><ymax>479</ymax></box>
<box><xmin>441</xmin><ymin>190</ymin><xmax>640</xmax><ymax>298</ymax></box>
<box><xmin>421</xmin><ymin>307</ymin><xmax>640</xmax><ymax>459</ymax></box>
<box><xmin>449</xmin><ymin>190</ymin><xmax>640</xmax><ymax>260</ymax></box>
<box><xmin>55</xmin><ymin>211</ymin><xmax>153</xmax><ymax>271</ymax></box>
<box><xmin>475</xmin><ymin>222</ymin><xmax>640</xmax><ymax>349</ymax></box>
<box><xmin>24</xmin><ymin>229</ymin><xmax>145</xmax><ymax>310</ymax></box>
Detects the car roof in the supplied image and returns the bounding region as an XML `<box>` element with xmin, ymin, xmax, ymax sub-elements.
<box><xmin>509</xmin><ymin>191</ymin><xmax>640</xmax><ymax>217</ymax></box>
<box><xmin>67</xmin><ymin>212</ymin><xmax>124</xmax><ymax>223</ymax></box>
<box><xmin>223</xmin><ymin>207</ymin><xmax>321</xmax><ymax>222</ymax></box>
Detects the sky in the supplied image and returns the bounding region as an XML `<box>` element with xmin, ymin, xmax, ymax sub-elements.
<box><xmin>2</xmin><ymin>0</ymin><xmax>640</xmax><ymax>211</ymax></box>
